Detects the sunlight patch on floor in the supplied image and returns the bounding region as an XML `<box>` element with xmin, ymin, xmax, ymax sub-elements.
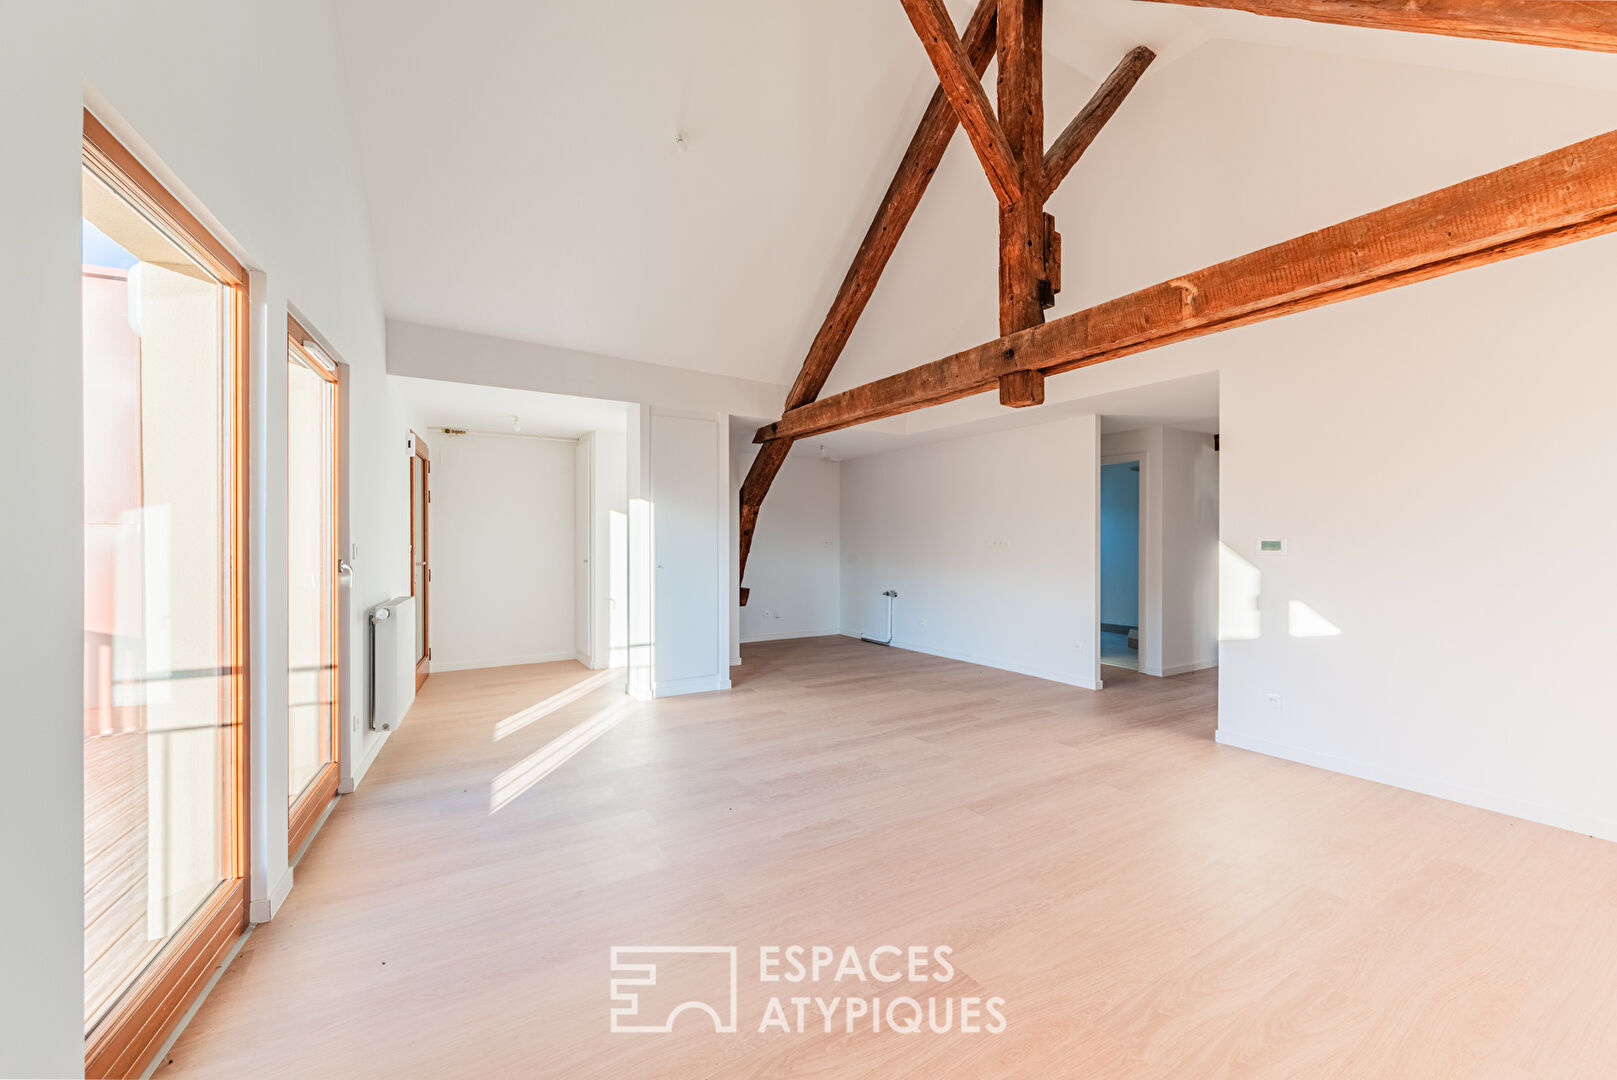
<box><xmin>492</xmin><ymin>668</ymin><xmax>621</xmax><ymax>742</ymax></box>
<box><xmin>489</xmin><ymin>698</ymin><xmax>637</xmax><ymax>814</ymax></box>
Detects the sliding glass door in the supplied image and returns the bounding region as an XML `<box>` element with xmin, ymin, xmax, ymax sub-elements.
<box><xmin>81</xmin><ymin>112</ymin><xmax>248</xmax><ymax>1078</ymax></box>
<box><xmin>411</xmin><ymin>434</ymin><xmax>430</xmax><ymax>688</ymax></box>
<box><xmin>287</xmin><ymin>322</ymin><xmax>341</xmax><ymax>856</ymax></box>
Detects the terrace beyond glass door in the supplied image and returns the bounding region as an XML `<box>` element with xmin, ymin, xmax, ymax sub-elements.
<box><xmin>287</xmin><ymin>322</ymin><xmax>341</xmax><ymax>855</ymax></box>
<box><xmin>81</xmin><ymin>111</ymin><xmax>248</xmax><ymax>1075</ymax></box>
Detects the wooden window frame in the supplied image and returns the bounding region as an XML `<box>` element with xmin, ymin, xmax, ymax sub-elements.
<box><xmin>286</xmin><ymin>316</ymin><xmax>342</xmax><ymax>860</ymax></box>
<box><xmin>82</xmin><ymin>110</ymin><xmax>252</xmax><ymax>1080</ymax></box>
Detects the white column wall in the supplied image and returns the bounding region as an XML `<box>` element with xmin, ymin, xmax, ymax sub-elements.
<box><xmin>648</xmin><ymin>411</ymin><xmax>733</xmax><ymax>696</ymax></box>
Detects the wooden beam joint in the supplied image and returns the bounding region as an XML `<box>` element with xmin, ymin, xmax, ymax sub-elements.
<box><xmin>1039</xmin><ymin>211</ymin><xmax>1061</xmax><ymax>309</ymax></box>
<box><xmin>998</xmin><ymin>368</ymin><xmax>1045</xmax><ymax>407</ymax></box>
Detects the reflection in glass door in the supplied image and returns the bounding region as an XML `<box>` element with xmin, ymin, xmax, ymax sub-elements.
<box><xmin>287</xmin><ymin>321</ymin><xmax>340</xmax><ymax>857</ymax></box>
<box><xmin>81</xmin><ymin>111</ymin><xmax>248</xmax><ymax>1077</ymax></box>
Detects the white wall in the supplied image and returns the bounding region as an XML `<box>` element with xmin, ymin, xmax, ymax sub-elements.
<box><xmin>1213</xmin><ymin>239</ymin><xmax>1617</xmax><ymax>841</ymax></box>
<box><xmin>840</xmin><ymin>415</ymin><xmax>1100</xmax><ymax>689</ymax></box>
<box><xmin>737</xmin><ymin>452</ymin><xmax>842</xmax><ymax>644</ymax></box>
<box><xmin>0</xmin><ymin>17</ymin><xmax>85</xmax><ymax>1076</ymax></box>
<box><xmin>429</xmin><ymin>433</ymin><xmax>576</xmax><ymax>671</ymax></box>
<box><xmin>0</xmin><ymin>5</ymin><xmax>408</xmax><ymax>1071</ymax></box>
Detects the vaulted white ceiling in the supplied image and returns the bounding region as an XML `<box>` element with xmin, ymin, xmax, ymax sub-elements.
<box><xmin>334</xmin><ymin>0</ymin><xmax>1617</xmax><ymax>395</ymax></box>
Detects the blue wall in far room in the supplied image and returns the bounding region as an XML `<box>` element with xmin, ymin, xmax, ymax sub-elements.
<box><xmin>1100</xmin><ymin>461</ymin><xmax>1139</xmax><ymax>627</ymax></box>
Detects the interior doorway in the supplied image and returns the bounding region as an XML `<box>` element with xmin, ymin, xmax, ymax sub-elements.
<box><xmin>1100</xmin><ymin>458</ymin><xmax>1143</xmax><ymax>672</ymax></box>
<box><xmin>410</xmin><ymin>432</ymin><xmax>431</xmax><ymax>689</ymax></box>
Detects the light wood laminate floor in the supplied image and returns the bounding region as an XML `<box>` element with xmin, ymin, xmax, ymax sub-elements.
<box><xmin>158</xmin><ymin>637</ymin><xmax>1617</xmax><ymax>1079</ymax></box>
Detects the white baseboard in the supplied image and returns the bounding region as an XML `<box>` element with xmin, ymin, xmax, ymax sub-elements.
<box><xmin>1144</xmin><ymin>658</ymin><xmax>1218</xmax><ymax>678</ymax></box>
<box><xmin>835</xmin><ymin>632</ymin><xmax>1098</xmax><ymax>691</ymax></box>
<box><xmin>343</xmin><ymin>727</ymin><xmax>391</xmax><ymax>793</ymax></box>
<box><xmin>430</xmin><ymin>650</ymin><xmax>579</xmax><ymax>673</ymax></box>
<box><xmin>250</xmin><ymin>866</ymin><xmax>294</xmax><ymax>924</ymax></box>
<box><xmin>740</xmin><ymin>627</ymin><xmax>842</xmax><ymax>644</ymax></box>
<box><xmin>654</xmin><ymin>673</ymin><xmax>732</xmax><ymax>697</ymax></box>
<box><xmin>1216</xmin><ymin>727</ymin><xmax>1617</xmax><ymax>844</ymax></box>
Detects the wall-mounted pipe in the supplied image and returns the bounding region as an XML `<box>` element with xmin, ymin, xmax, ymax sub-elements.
<box><xmin>862</xmin><ymin>590</ymin><xmax>899</xmax><ymax>646</ymax></box>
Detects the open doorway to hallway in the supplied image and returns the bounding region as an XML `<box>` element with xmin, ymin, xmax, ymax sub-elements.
<box><xmin>1100</xmin><ymin>459</ymin><xmax>1142</xmax><ymax>672</ymax></box>
<box><xmin>1095</xmin><ymin>372</ymin><xmax>1220</xmax><ymax>684</ymax></box>
<box><xmin>393</xmin><ymin>377</ymin><xmax>635</xmax><ymax>687</ymax></box>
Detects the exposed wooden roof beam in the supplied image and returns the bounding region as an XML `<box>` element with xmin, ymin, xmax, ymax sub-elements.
<box><xmin>1134</xmin><ymin>0</ymin><xmax>1617</xmax><ymax>53</ymax></box>
<box><xmin>1043</xmin><ymin>46</ymin><xmax>1156</xmax><ymax>200</ymax></box>
<box><xmin>756</xmin><ymin>126</ymin><xmax>1617</xmax><ymax>444</ymax></box>
<box><xmin>900</xmin><ymin>0</ymin><xmax>1023</xmax><ymax>205</ymax></box>
<box><xmin>738</xmin><ymin>0</ymin><xmax>999</xmax><ymax>592</ymax></box>
<box><xmin>996</xmin><ymin>0</ymin><xmax>1047</xmax><ymax>342</ymax></box>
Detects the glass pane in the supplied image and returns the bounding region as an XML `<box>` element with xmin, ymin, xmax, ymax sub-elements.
<box><xmin>413</xmin><ymin>456</ymin><xmax>426</xmax><ymax>663</ymax></box>
<box><xmin>288</xmin><ymin>351</ymin><xmax>336</xmax><ymax>802</ymax></box>
<box><xmin>82</xmin><ymin>166</ymin><xmax>233</xmax><ymax>1030</ymax></box>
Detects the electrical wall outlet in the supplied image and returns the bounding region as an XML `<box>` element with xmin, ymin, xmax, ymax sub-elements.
<box><xmin>1266</xmin><ymin>693</ymin><xmax>1282</xmax><ymax>708</ymax></box>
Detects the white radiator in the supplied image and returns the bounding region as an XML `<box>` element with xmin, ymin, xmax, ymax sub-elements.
<box><xmin>370</xmin><ymin>595</ymin><xmax>417</xmax><ymax>731</ymax></box>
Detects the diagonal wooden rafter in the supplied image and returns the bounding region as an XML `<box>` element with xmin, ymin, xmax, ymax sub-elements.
<box><xmin>737</xmin><ymin>0</ymin><xmax>999</xmax><ymax>596</ymax></box>
<box><xmin>1043</xmin><ymin>46</ymin><xmax>1156</xmax><ymax>199</ymax></box>
<box><xmin>1134</xmin><ymin>0</ymin><xmax>1617</xmax><ymax>53</ymax></box>
<box><xmin>756</xmin><ymin>125</ymin><xmax>1617</xmax><ymax>445</ymax></box>
<box><xmin>900</xmin><ymin>0</ymin><xmax>1023</xmax><ymax>205</ymax></box>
